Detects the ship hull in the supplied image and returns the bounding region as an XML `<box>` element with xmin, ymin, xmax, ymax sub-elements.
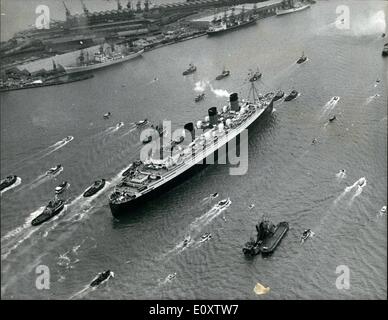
<box><xmin>64</xmin><ymin>50</ymin><xmax>144</xmax><ymax>74</ymax></box>
<box><xmin>276</xmin><ymin>4</ymin><xmax>310</xmax><ymax>16</ymax></box>
<box><xmin>207</xmin><ymin>19</ymin><xmax>257</xmax><ymax>36</ymax></box>
<box><xmin>109</xmin><ymin>100</ymin><xmax>274</xmax><ymax>217</ymax></box>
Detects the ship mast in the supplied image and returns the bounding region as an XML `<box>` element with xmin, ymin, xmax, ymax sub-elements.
<box><xmin>63</xmin><ymin>1</ymin><xmax>71</xmax><ymax>18</ymax></box>
<box><xmin>117</xmin><ymin>0</ymin><xmax>123</xmax><ymax>11</ymax></box>
<box><xmin>80</xmin><ymin>0</ymin><xmax>89</xmax><ymax>15</ymax></box>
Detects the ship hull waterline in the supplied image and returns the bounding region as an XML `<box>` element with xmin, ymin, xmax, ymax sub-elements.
<box><xmin>64</xmin><ymin>50</ymin><xmax>144</xmax><ymax>74</ymax></box>
<box><xmin>207</xmin><ymin>19</ymin><xmax>258</xmax><ymax>36</ymax></box>
<box><xmin>109</xmin><ymin>100</ymin><xmax>274</xmax><ymax>217</ymax></box>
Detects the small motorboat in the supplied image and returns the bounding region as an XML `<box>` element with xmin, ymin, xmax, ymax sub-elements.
<box><xmin>31</xmin><ymin>198</ymin><xmax>65</xmax><ymax>226</ymax></box>
<box><xmin>55</xmin><ymin>181</ymin><xmax>69</xmax><ymax>194</ymax></box>
<box><xmin>358</xmin><ymin>178</ymin><xmax>366</xmax><ymax>187</ymax></box>
<box><xmin>46</xmin><ymin>164</ymin><xmax>62</xmax><ymax>175</ymax></box>
<box><xmin>136</xmin><ymin>119</ymin><xmax>148</xmax><ymax>127</ymax></box>
<box><xmin>64</xmin><ymin>136</ymin><xmax>73</xmax><ymax>142</ymax></box>
<box><xmin>249</xmin><ymin>69</ymin><xmax>262</xmax><ymax>82</ymax></box>
<box><xmin>0</xmin><ymin>175</ymin><xmax>18</xmax><ymax>191</ymax></box>
<box><xmin>103</xmin><ymin>112</ymin><xmax>111</xmax><ymax>119</ymax></box>
<box><xmin>142</xmin><ymin>136</ymin><xmax>152</xmax><ymax>144</ymax></box>
<box><xmin>200</xmin><ymin>232</ymin><xmax>212</xmax><ymax>242</ymax></box>
<box><xmin>215</xmin><ymin>68</ymin><xmax>230</xmax><ymax>80</ymax></box>
<box><xmin>296</xmin><ymin>52</ymin><xmax>307</xmax><ymax>64</ymax></box>
<box><xmin>83</xmin><ymin>179</ymin><xmax>105</xmax><ymax>197</ymax></box>
<box><xmin>211</xmin><ymin>192</ymin><xmax>219</xmax><ymax>199</ymax></box>
<box><xmin>182</xmin><ymin>64</ymin><xmax>197</xmax><ymax>75</ymax></box>
<box><xmin>173</xmin><ymin>135</ymin><xmax>184</xmax><ymax>144</ymax></box>
<box><xmin>301</xmin><ymin>229</ymin><xmax>314</xmax><ymax>243</ymax></box>
<box><xmin>284</xmin><ymin>90</ymin><xmax>299</xmax><ymax>101</ymax></box>
<box><xmin>329</xmin><ymin>115</ymin><xmax>336</xmax><ymax>122</ymax></box>
<box><xmin>195</xmin><ymin>93</ymin><xmax>205</xmax><ymax>102</ymax></box>
<box><xmin>273</xmin><ymin>90</ymin><xmax>285</xmax><ymax>101</ymax></box>
<box><xmin>333</xmin><ymin>96</ymin><xmax>339</xmax><ymax>101</ymax></box>
<box><xmin>167</xmin><ymin>272</ymin><xmax>176</xmax><ymax>281</ymax></box>
<box><xmin>90</xmin><ymin>270</ymin><xmax>114</xmax><ymax>287</ymax></box>
<box><xmin>182</xmin><ymin>236</ymin><xmax>191</xmax><ymax>247</ymax></box>
<box><xmin>382</xmin><ymin>33</ymin><xmax>386</xmax><ymax>38</ymax></box>
<box><xmin>215</xmin><ymin>198</ymin><xmax>231</xmax><ymax>209</ymax></box>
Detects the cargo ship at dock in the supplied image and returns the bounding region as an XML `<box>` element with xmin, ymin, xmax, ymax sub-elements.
<box><xmin>207</xmin><ymin>7</ymin><xmax>259</xmax><ymax>36</ymax></box>
<box><xmin>64</xmin><ymin>44</ymin><xmax>144</xmax><ymax>74</ymax></box>
<box><xmin>109</xmin><ymin>81</ymin><xmax>275</xmax><ymax>216</ymax></box>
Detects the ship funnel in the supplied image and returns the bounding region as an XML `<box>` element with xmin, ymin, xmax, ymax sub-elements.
<box><xmin>208</xmin><ymin>107</ymin><xmax>218</xmax><ymax>126</ymax></box>
<box><xmin>184</xmin><ymin>122</ymin><xmax>195</xmax><ymax>141</ymax></box>
<box><xmin>230</xmin><ymin>93</ymin><xmax>240</xmax><ymax>112</ymax></box>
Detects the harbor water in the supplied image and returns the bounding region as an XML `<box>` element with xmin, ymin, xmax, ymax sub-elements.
<box><xmin>1</xmin><ymin>0</ymin><xmax>387</xmax><ymax>299</ymax></box>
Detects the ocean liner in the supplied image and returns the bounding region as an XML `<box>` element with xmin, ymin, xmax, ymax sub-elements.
<box><xmin>109</xmin><ymin>80</ymin><xmax>275</xmax><ymax>216</ymax></box>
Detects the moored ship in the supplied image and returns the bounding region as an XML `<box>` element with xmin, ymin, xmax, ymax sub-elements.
<box><xmin>108</xmin><ymin>81</ymin><xmax>275</xmax><ymax>216</ymax></box>
<box><xmin>64</xmin><ymin>44</ymin><xmax>144</xmax><ymax>74</ymax></box>
<box><xmin>276</xmin><ymin>1</ymin><xmax>311</xmax><ymax>16</ymax></box>
<box><xmin>207</xmin><ymin>7</ymin><xmax>258</xmax><ymax>36</ymax></box>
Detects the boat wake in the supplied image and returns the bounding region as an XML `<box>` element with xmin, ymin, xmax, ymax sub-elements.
<box><xmin>0</xmin><ymin>177</ymin><xmax>22</xmax><ymax>195</ymax></box>
<box><xmin>158</xmin><ymin>272</ymin><xmax>177</xmax><ymax>286</ymax></box>
<box><xmin>160</xmin><ymin>199</ymin><xmax>231</xmax><ymax>259</ymax></box>
<box><xmin>365</xmin><ymin>94</ymin><xmax>380</xmax><ymax>105</ymax></box>
<box><xmin>69</xmin><ymin>271</ymin><xmax>114</xmax><ymax>299</ymax></box>
<box><xmin>105</xmin><ymin>122</ymin><xmax>124</xmax><ymax>134</ymax></box>
<box><xmin>334</xmin><ymin>177</ymin><xmax>367</xmax><ymax>206</ymax></box>
<box><xmin>320</xmin><ymin>97</ymin><xmax>340</xmax><ymax>118</ymax></box>
<box><xmin>1</xmin><ymin>206</ymin><xmax>45</xmax><ymax>260</ymax></box>
<box><xmin>21</xmin><ymin>168</ymin><xmax>64</xmax><ymax>191</ymax></box>
<box><xmin>335</xmin><ymin>170</ymin><xmax>346</xmax><ymax>181</ymax></box>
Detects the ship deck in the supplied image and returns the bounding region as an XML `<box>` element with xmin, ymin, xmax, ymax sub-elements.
<box><xmin>110</xmin><ymin>94</ymin><xmax>274</xmax><ymax>205</ymax></box>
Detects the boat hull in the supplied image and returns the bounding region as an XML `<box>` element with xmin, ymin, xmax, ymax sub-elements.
<box><xmin>64</xmin><ymin>50</ymin><xmax>144</xmax><ymax>74</ymax></box>
<box><xmin>109</xmin><ymin>101</ymin><xmax>274</xmax><ymax>217</ymax></box>
<box><xmin>207</xmin><ymin>19</ymin><xmax>257</xmax><ymax>36</ymax></box>
<box><xmin>276</xmin><ymin>4</ymin><xmax>310</xmax><ymax>16</ymax></box>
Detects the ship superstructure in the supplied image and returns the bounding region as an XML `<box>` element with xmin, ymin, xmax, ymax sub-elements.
<box><xmin>109</xmin><ymin>80</ymin><xmax>275</xmax><ymax>216</ymax></box>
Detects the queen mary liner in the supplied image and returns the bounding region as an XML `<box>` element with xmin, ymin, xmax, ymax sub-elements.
<box><xmin>109</xmin><ymin>86</ymin><xmax>275</xmax><ymax>216</ymax></box>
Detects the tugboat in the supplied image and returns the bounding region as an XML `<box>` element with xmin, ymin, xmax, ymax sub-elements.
<box><xmin>31</xmin><ymin>198</ymin><xmax>65</xmax><ymax>226</ymax></box>
<box><xmin>195</xmin><ymin>93</ymin><xmax>205</xmax><ymax>102</ymax></box>
<box><xmin>46</xmin><ymin>164</ymin><xmax>62</xmax><ymax>175</ymax></box>
<box><xmin>0</xmin><ymin>175</ymin><xmax>18</xmax><ymax>191</ymax></box>
<box><xmin>182</xmin><ymin>64</ymin><xmax>197</xmax><ymax>75</ymax></box>
<box><xmin>243</xmin><ymin>217</ymin><xmax>289</xmax><ymax>256</ymax></box>
<box><xmin>249</xmin><ymin>68</ymin><xmax>262</xmax><ymax>82</ymax></box>
<box><xmin>284</xmin><ymin>90</ymin><xmax>299</xmax><ymax>101</ymax></box>
<box><xmin>273</xmin><ymin>90</ymin><xmax>285</xmax><ymax>101</ymax></box>
<box><xmin>83</xmin><ymin>179</ymin><xmax>106</xmax><ymax>197</ymax></box>
<box><xmin>215</xmin><ymin>68</ymin><xmax>230</xmax><ymax>80</ymax></box>
<box><xmin>55</xmin><ymin>181</ymin><xmax>70</xmax><ymax>194</ymax></box>
<box><xmin>90</xmin><ymin>270</ymin><xmax>114</xmax><ymax>287</ymax></box>
<box><xmin>296</xmin><ymin>51</ymin><xmax>307</xmax><ymax>64</ymax></box>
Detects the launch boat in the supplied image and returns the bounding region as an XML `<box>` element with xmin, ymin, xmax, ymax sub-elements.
<box><xmin>109</xmin><ymin>82</ymin><xmax>275</xmax><ymax>216</ymax></box>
